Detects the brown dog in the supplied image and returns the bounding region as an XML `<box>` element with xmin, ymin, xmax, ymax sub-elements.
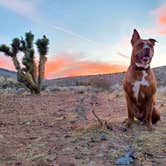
<box><xmin>123</xmin><ymin>29</ymin><xmax>160</xmax><ymax>130</ymax></box>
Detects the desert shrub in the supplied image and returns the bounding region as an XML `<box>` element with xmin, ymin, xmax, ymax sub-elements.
<box><xmin>157</xmin><ymin>86</ymin><xmax>166</xmax><ymax>98</ymax></box>
<box><xmin>40</xmin><ymin>84</ymin><xmax>48</xmax><ymax>91</ymax></box>
<box><xmin>0</xmin><ymin>91</ymin><xmax>6</xmax><ymax>103</ymax></box>
<box><xmin>75</xmin><ymin>81</ymin><xmax>91</xmax><ymax>86</ymax></box>
<box><xmin>90</xmin><ymin>78</ymin><xmax>110</xmax><ymax>91</ymax></box>
<box><xmin>0</xmin><ymin>75</ymin><xmax>24</xmax><ymax>90</ymax></box>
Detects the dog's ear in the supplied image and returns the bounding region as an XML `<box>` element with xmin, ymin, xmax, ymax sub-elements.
<box><xmin>131</xmin><ymin>29</ymin><xmax>140</xmax><ymax>46</ymax></box>
<box><xmin>149</xmin><ymin>38</ymin><xmax>157</xmax><ymax>46</ymax></box>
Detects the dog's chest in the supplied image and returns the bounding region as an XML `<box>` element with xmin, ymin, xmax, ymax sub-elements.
<box><xmin>132</xmin><ymin>71</ymin><xmax>149</xmax><ymax>100</ymax></box>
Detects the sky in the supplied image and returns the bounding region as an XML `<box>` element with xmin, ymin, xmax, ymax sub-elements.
<box><xmin>0</xmin><ymin>0</ymin><xmax>166</xmax><ymax>79</ymax></box>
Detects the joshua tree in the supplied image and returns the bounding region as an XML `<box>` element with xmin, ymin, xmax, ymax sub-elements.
<box><xmin>0</xmin><ymin>32</ymin><xmax>49</xmax><ymax>94</ymax></box>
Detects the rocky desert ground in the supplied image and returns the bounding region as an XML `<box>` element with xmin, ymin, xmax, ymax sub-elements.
<box><xmin>0</xmin><ymin>66</ymin><xmax>166</xmax><ymax>166</ymax></box>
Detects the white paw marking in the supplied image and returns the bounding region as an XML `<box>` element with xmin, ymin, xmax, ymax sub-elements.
<box><xmin>132</xmin><ymin>71</ymin><xmax>149</xmax><ymax>100</ymax></box>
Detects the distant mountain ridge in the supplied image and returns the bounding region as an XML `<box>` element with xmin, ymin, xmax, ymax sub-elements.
<box><xmin>0</xmin><ymin>68</ymin><xmax>16</xmax><ymax>78</ymax></box>
<box><xmin>44</xmin><ymin>66</ymin><xmax>166</xmax><ymax>88</ymax></box>
<box><xmin>0</xmin><ymin>66</ymin><xmax>166</xmax><ymax>87</ymax></box>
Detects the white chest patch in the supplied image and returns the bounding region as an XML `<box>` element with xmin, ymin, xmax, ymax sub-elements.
<box><xmin>132</xmin><ymin>71</ymin><xmax>149</xmax><ymax>100</ymax></box>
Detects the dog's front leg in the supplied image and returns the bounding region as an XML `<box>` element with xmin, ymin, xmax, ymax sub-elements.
<box><xmin>145</xmin><ymin>96</ymin><xmax>155</xmax><ymax>131</ymax></box>
<box><xmin>125</xmin><ymin>94</ymin><xmax>134</xmax><ymax>127</ymax></box>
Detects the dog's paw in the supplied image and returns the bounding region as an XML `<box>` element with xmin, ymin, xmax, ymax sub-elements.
<box><xmin>147</xmin><ymin>124</ymin><xmax>155</xmax><ymax>131</ymax></box>
<box><xmin>123</xmin><ymin>119</ymin><xmax>134</xmax><ymax>129</ymax></box>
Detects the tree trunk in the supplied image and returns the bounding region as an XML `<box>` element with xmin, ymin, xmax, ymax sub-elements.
<box><xmin>17</xmin><ymin>69</ymin><xmax>40</xmax><ymax>94</ymax></box>
<box><xmin>12</xmin><ymin>57</ymin><xmax>40</xmax><ymax>94</ymax></box>
<box><xmin>30</xmin><ymin>61</ymin><xmax>37</xmax><ymax>84</ymax></box>
<box><xmin>12</xmin><ymin>56</ymin><xmax>21</xmax><ymax>70</ymax></box>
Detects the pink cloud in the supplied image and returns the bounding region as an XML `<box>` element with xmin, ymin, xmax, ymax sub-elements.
<box><xmin>117</xmin><ymin>52</ymin><xmax>130</xmax><ymax>59</ymax></box>
<box><xmin>0</xmin><ymin>51</ymin><xmax>127</xmax><ymax>79</ymax></box>
<box><xmin>0</xmin><ymin>54</ymin><xmax>15</xmax><ymax>70</ymax></box>
<box><xmin>45</xmin><ymin>52</ymin><xmax>127</xmax><ymax>79</ymax></box>
<box><xmin>152</xmin><ymin>3</ymin><xmax>166</xmax><ymax>34</ymax></box>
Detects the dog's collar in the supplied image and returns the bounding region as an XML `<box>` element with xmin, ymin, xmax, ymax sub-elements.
<box><xmin>134</xmin><ymin>63</ymin><xmax>150</xmax><ymax>71</ymax></box>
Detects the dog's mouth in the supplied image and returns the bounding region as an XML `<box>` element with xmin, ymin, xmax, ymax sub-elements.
<box><xmin>135</xmin><ymin>53</ymin><xmax>152</xmax><ymax>69</ymax></box>
<box><xmin>136</xmin><ymin>54</ymin><xmax>150</xmax><ymax>64</ymax></box>
<box><xmin>136</xmin><ymin>49</ymin><xmax>152</xmax><ymax>66</ymax></box>
<box><xmin>141</xmin><ymin>55</ymin><xmax>150</xmax><ymax>64</ymax></box>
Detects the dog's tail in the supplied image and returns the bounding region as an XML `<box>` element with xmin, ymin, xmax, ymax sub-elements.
<box><xmin>152</xmin><ymin>107</ymin><xmax>160</xmax><ymax>124</ymax></box>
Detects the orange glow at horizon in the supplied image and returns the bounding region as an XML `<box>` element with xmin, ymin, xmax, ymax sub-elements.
<box><xmin>0</xmin><ymin>56</ymin><xmax>15</xmax><ymax>71</ymax></box>
<box><xmin>45</xmin><ymin>55</ymin><xmax>127</xmax><ymax>79</ymax></box>
<box><xmin>0</xmin><ymin>53</ymin><xmax>127</xmax><ymax>79</ymax></box>
<box><xmin>44</xmin><ymin>56</ymin><xmax>66</xmax><ymax>77</ymax></box>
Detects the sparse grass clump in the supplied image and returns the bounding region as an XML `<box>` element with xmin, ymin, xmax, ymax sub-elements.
<box><xmin>0</xmin><ymin>91</ymin><xmax>6</xmax><ymax>103</ymax></box>
<box><xmin>157</xmin><ymin>86</ymin><xmax>166</xmax><ymax>99</ymax></box>
<box><xmin>90</xmin><ymin>78</ymin><xmax>110</xmax><ymax>91</ymax></box>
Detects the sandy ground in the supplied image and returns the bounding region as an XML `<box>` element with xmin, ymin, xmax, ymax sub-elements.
<box><xmin>0</xmin><ymin>89</ymin><xmax>166</xmax><ymax>166</ymax></box>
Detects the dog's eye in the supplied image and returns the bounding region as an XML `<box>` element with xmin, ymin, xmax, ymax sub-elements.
<box><xmin>148</xmin><ymin>43</ymin><xmax>153</xmax><ymax>48</ymax></box>
<box><xmin>137</xmin><ymin>43</ymin><xmax>144</xmax><ymax>49</ymax></box>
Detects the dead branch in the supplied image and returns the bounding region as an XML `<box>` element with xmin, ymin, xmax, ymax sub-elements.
<box><xmin>90</xmin><ymin>93</ymin><xmax>112</xmax><ymax>130</ymax></box>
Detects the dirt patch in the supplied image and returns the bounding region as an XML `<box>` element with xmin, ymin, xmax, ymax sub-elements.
<box><xmin>0</xmin><ymin>90</ymin><xmax>165</xmax><ymax>165</ymax></box>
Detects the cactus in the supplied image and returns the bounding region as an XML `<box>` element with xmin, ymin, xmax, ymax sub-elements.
<box><xmin>0</xmin><ymin>32</ymin><xmax>49</xmax><ymax>94</ymax></box>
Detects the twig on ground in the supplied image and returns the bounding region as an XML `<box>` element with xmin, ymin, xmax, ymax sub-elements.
<box><xmin>90</xmin><ymin>92</ymin><xmax>112</xmax><ymax>130</ymax></box>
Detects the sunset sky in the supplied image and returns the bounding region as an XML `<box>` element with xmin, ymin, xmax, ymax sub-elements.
<box><xmin>0</xmin><ymin>0</ymin><xmax>166</xmax><ymax>79</ymax></box>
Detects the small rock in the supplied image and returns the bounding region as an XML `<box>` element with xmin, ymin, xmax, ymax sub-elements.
<box><xmin>26</xmin><ymin>121</ymin><xmax>31</xmax><ymax>125</ymax></box>
<box><xmin>89</xmin><ymin>161</ymin><xmax>96</xmax><ymax>166</ymax></box>
<box><xmin>115</xmin><ymin>155</ymin><xmax>133</xmax><ymax>165</ymax></box>
<box><xmin>75</xmin><ymin>154</ymin><xmax>84</xmax><ymax>160</ymax></box>
<box><xmin>121</xmin><ymin>127</ymin><xmax>127</xmax><ymax>132</ymax></box>
<box><xmin>46</xmin><ymin>154</ymin><xmax>56</xmax><ymax>162</ymax></box>
<box><xmin>115</xmin><ymin>146</ymin><xmax>135</xmax><ymax>165</ymax></box>
<box><xmin>90</xmin><ymin>137</ymin><xmax>98</xmax><ymax>143</ymax></box>
<box><xmin>64</xmin><ymin>134</ymin><xmax>71</xmax><ymax>138</ymax></box>
<box><xmin>62</xmin><ymin>147</ymin><xmax>72</xmax><ymax>152</ymax></box>
<box><xmin>100</xmin><ymin>134</ymin><xmax>108</xmax><ymax>141</ymax></box>
<box><xmin>70</xmin><ymin>120</ymin><xmax>76</xmax><ymax>124</ymax></box>
<box><xmin>96</xmin><ymin>153</ymin><xmax>104</xmax><ymax>158</ymax></box>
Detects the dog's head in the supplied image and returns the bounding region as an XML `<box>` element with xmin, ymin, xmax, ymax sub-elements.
<box><xmin>131</xmin><ymin>29</ymin><xmax>157</xmax><ymax>69</ymax></box>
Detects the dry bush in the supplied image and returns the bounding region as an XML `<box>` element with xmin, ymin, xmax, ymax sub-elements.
<box><xmin>90</xmin><ymin>78</ymin><xmax>110</xmax><ymax>91</ymax></box>
<box><xmin>157</xmin><ymin>86</ymin><xmax>166</xmax><ymax>99</ymax></box>
<box><xmin>75</xmin><ymin>81</ymin><xmax>91</xmax><ymax>86</ymax></box>
<box><xmin>0</xmin><ymin>91</ymin><xmax>6</xmax><ymax>103</ymax></box>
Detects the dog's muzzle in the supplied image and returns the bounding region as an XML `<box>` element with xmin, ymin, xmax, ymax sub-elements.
<box><xmin>142</xmin><ymin>48</ymin><xmax>150</xmax><ymax>62</ymax></box>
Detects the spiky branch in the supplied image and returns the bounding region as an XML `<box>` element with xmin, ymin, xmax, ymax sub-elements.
<box><xmin>36</xmin><ymin>35</ymin><xmax>49</xmax><ymax>90</ymax></box>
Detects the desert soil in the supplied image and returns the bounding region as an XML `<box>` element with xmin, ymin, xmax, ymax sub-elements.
<box><xmin>0</xmin><ymin>89</ymin><xmax>166</xmax><ymax>166</ymax></box>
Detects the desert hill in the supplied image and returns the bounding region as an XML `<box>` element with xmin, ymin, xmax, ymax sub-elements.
<box><xmin>1</xmin><ymin>66</ymin><xmax>165</xmax><ymax>90</ymax></box>
<box><xmin>44</xmin><ymin>66</ymin><xmax>166</xmax><ymax>88</ymax></box>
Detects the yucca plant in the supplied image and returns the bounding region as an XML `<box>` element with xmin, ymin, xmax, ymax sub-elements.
<box><xmin>0</xmin><ymin>32</ymin><xmax>49</xmax><ymax>94</ymax></box>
